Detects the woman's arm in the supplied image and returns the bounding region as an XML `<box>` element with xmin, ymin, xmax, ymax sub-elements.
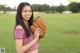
<box><xmin>15</xmin><ymin>38</ymin><xmax>37</xmax><ymax>53</ymax></box>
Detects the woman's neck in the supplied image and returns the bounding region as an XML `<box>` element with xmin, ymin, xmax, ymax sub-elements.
<box><xmin>23</xmin><ymin>19</ymin><xmax>29</xmax><ymax>27</ymax></box>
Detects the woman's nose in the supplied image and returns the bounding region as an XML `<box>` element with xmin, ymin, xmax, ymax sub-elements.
<box><xmin>27</xmin><ymin>11</ymin><xmax>31</xmax><ymax>14</ymax></box>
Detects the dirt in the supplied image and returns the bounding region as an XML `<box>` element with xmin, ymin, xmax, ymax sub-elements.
<box><xmin>64</xmin><ymin>32</ymin><xmax>80</xmax><ymax>34</ymax></box>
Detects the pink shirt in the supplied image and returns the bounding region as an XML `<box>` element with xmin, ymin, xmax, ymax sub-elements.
<box><xmin>14</xmin><ymin>27</ymin><xmax>39</xmax><ymax>53</ymax></box>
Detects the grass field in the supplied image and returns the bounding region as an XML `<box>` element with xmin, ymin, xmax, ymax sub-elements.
<box><xmin>0</xmin><ymin>13</ymin><xmax>80</xmax><ymax>53</ymax></box>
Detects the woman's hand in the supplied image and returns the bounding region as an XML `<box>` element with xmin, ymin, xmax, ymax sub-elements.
<box><xmin>33</xmin><ymin>28</ymin><xmax>42</xmax><ymax>41</ymax></box>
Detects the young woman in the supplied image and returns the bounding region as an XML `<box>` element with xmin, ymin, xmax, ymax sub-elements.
<box><xmin>14</xmin><ymin>2</ymin><xmax>41</xmax><ymax>53</ymax></box>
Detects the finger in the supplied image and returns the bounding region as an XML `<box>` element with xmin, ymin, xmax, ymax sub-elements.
<box><xmin>38</xmin><ymin>28</ymin><xmax>41</xmax><ymax>30</ymax></box>
<box><xmin>35</xmin><ymin>27</ymin><xmax>39</xmax><ymax>32</ymax></box>
<box><xmin>38</xmin><ymin>29</ymin><xmax>42</xmax><ymax>33</ymax></box>
<box><xmin>37</xmin><ymin>28</ymin><xmax>42</xmax><ymax>32</ymax></box>
<box><xmin>38</xmin><ymin>33</ymin><xmax>42</xmax><ymax>35</ymax></box>
<box><xmin>35</xmin><ymin>28</ymin><xmax>40</xmax><ymax>32</ymax></box>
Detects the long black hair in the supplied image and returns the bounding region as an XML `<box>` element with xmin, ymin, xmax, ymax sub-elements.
<box><xmin>15</xmin><ymin>2</ymin><xmax>33</xmax><ymax>37</ymax></box>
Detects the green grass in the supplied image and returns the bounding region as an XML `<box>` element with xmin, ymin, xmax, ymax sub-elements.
<box><xmin>0</xmin><ymin>13</ymin><xmax>80</xmax><ymax>53</ymax></box>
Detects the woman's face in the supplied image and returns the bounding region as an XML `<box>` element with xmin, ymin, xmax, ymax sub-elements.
<box><xmin>22</xmin><ymin>6</ymin><xmax>32</xmax><ymax>21</ymax></box>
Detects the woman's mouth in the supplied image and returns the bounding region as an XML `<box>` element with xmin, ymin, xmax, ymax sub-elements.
<box><xmin>25</xmin><ymin>15</ymin><xmax>31</xmax><ymax>18</ymax></box>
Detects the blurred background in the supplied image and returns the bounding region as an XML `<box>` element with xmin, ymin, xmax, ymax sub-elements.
<box><xmin>0</xmin><ymin>0</ymin><xmax>80</xmax><ymax>53</ymax></box>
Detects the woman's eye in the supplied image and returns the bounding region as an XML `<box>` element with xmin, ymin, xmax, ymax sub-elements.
<box><xmin>29</xmin><ymin>10</ymin><xmax>32</xmax><ymax>12</ymax></box>
<box><xmin>24</xmin><ymin>10</ymin><xmax>27</xmax><ymax>12</ymax></box>
<box><xmin>24</xmin><ymin>10</ymin><xmax>32</xmax><ymax>13</ymax></box>
<box><xmin>23</xmin><ymin>8</ymin><xmax>32</xmax><ymax>13</ymax></box>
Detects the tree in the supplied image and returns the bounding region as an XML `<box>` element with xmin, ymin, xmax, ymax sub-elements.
<box><xmin>12</xmin><ymin>6</ymin><xmax>16</xmax><ymax>11</ymax></box>
<box><xmin>32</xmin><ymin>4</ymin><xmax>40</xmax><ymax>11</ymax></box>
<box><xmin>50</xmin><ymin>6</ymin><xmax>56</xmax><ymax>13</ymax></box>
<box><xmin>69</xmin><ymin>2</ymin><xmax>80</xmax><ymax>13</ymax></box>
<box><xmin>39</xmin><ymin>4</ymin><xmax>50</xmax><ymax>12</ymax></box>
<box><xmin>0</xmin><ymin>4</ymin><xmax>6</xmax><ymax>13</ymax></box>
<box><xmin>6</xmin><ymin>7</ymin><xmax>12</xmax><ymax>11</ymax></box>
<box><xmin>56</xmin><ymin>4</ymin><xmax>66</xmax><ymax>13</ymax></box>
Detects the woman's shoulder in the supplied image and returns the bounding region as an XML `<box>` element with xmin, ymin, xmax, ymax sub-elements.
<box><xmin>14</xmin><ymin>25</ymin><xmax>25</xmax><ymax>39</ymax></box>
<box><xmin>15</xmin><ymin>25</ymin><xmax>23</xmax><ymax>29</ymax></box>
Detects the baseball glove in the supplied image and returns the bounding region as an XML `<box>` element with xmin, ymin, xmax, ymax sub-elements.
<box><xmin>30</xmin><ymin>16</ymin><xmax>46</xmax><ymax>38</ymax></box>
